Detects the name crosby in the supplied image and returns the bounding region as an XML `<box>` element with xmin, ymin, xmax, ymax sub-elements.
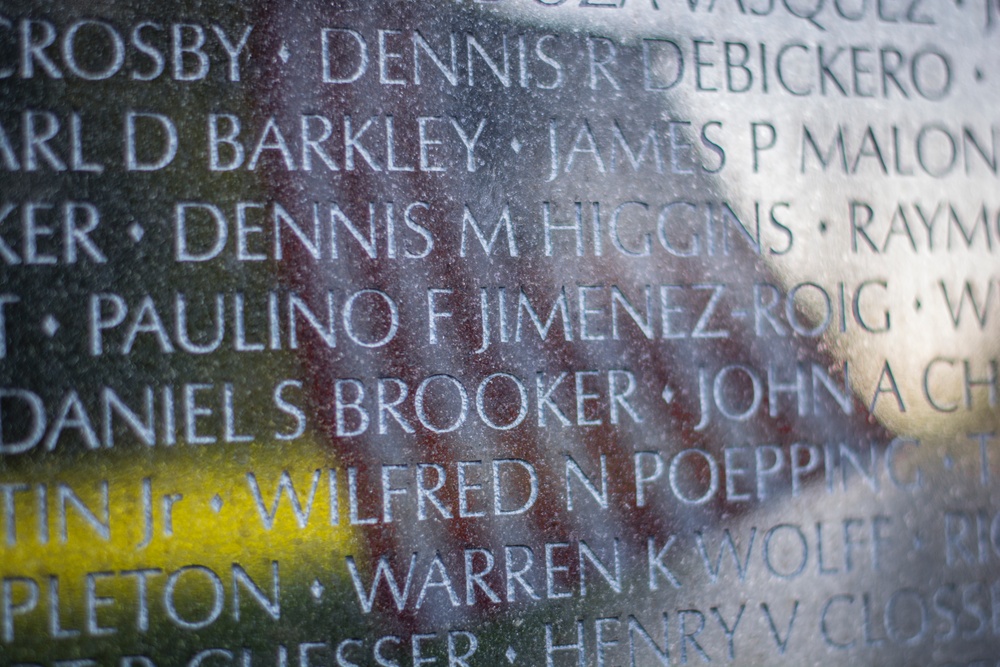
<box><xmin>0</xmin><ymin>16</ymin><xmax>953</xmax><ymax>101</ymax></box>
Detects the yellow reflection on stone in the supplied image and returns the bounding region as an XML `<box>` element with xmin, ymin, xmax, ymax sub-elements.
<box><xmin>1</xmin><ymin>440</ymin><xmax>357</xmax><ymax>654</ymax></box>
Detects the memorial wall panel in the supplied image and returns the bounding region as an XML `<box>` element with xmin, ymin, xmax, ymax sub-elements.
<box><xmin>0</xmin><ymin>1</ymin><xmax>998</xmax><ymax>665</ymax></box>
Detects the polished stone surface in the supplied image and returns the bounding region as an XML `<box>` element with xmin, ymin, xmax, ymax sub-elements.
<box><xmin>0</xmin><ymin>1</ymin><xmax>998</xmax><ymax>665</ymax></box>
